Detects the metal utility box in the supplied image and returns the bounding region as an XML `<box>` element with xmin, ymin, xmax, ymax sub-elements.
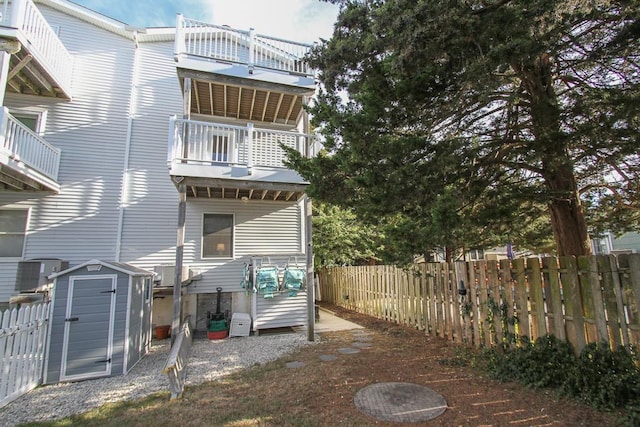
<box><xmin>44</xmin><ymin>260</ymin><xmax>154</xmax><ymax>384</ymax></box>
<box><xmin>229</xmin><ymin>313</ymin><xmax>251</xmax><ymax>337</ymax></box>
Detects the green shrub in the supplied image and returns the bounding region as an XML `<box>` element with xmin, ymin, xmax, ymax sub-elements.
<box><xmin>475</xmin><ymin>337</ymin><xmax>640</xmax><ymax>412</ymax></box>
<box><xmin>490</xmin><ymin>335</ymin><xmax>575</xmax><ymax>388</ymax></box>
<box><xmin>563</xmin><ymin>342</ymin><xmax>640</xmax><ymax>410</ymax></box>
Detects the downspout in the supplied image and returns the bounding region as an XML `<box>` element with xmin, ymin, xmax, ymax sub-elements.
<box><xmin>115</xmin><ymin>31</ymin><xmax>140</xmax><ymax>262</ymax></box>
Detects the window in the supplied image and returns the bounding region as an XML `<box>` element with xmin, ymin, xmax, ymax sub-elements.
<box><xmin>11</xmin><ymin>109</ymin><xmax>47</xmax><ymax>135</ymax></box>
<box><xmin>0</xmin><ymin>210</ymin><xmax>28</xmax><ymax>257</ymax></box>
<box><xmin>202</xmin><ymin>214</ymin><xmax>233</xmax><ymax>258</ymax></box>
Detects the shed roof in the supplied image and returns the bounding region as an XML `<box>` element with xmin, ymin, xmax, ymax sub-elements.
<box><xmin>49</xmin><ymin>259</ymin><xmax>155</xmax><ymax>279</ymax></box>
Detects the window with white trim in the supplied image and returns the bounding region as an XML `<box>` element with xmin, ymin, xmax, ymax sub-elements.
<box><xmin>0</xmin><ymin>210</ymin><xmax>28</xmax><ymax>257</ymax></box>
<box><xmin>11</xmin><ymin>109</ymin><xmax>47</xmax><ymax>135</ymax></box>
<box><xmin>202</xmin><ymin>214</ymin><xmax>234</xmax><ymax>258</ymax></box>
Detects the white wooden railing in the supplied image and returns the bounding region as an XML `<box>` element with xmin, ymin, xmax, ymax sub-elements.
<box><xmin>0</xmin><ymin>107</ymin><xmax>60</xmax><ymax>180</ymax></box>
<box><xmin>175</xmin><ymin>15</ymin><xmax>314</xmax><ymax>77</ymax></box>
<box><xmin>168</xmin><ymin>117</ymin><xmax>316</xmax><ymax>169</ymax></box>
<box><xmin>0</xmin><ymin>302</ymin><xmax>50</xmax><ymax>408</ymax></box>
<box><xmin>0</xmin><ymin>0</ymin><xmax>73</xmax><ymax>93</ymax></box>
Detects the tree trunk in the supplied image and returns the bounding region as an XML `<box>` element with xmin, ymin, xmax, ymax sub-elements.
<box><xmin>515</xmin><ymin>54</ymin><xmax>592</xmax><ymax>256</ymax></box>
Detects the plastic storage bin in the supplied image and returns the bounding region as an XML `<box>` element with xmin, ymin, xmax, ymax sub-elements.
<box><xmin>229</xmin><ymin>313</ymin><xmax>251</xmax><ymax>337</ymax></box>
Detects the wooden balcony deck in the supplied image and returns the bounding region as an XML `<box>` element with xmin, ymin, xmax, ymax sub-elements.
<box><xmin>0</xmin><ymin>0</ymin><xmax>73</xmax><ymax>99</ymax></box>
<box><xmin>167</xmin><ymin>118</ymin><xmax>316</xmax><ymax>201</ymax></box>
<box><xmin>0</xmin><ymin>107</ymin><xmax>60</xmax><ymax>191</ymax></box>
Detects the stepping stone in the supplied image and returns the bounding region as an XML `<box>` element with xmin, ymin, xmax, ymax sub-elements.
<box><xmin>319</xmin><ymin>354</ymin><xmax>338</xmax><ymax>362</ymax></box>
<box><xmin>337</xmin><ymin>347</ymin><xmax>361</xmax><ymax>354</ymax></box>
<box><xmin>354</xmin><ymin>382</ymin><xmax>447</xmax><ymax>423</ymax></box>
<box><xmin>352</xmin><ymin>341</ymin><xmax>373</xmax><ymax>348</ymax></box>
<box><xmin>353</xmin><ymin>336</ymin><xmax>373</xmax><ymax>342</ymax></box>
<box><xmin>285</xmin><ymin>361</ymin><xmax>306</xmax><ymax>368</ymax></box>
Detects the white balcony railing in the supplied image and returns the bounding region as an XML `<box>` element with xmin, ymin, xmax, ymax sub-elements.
<box><xmin>168</xmin><ymin>117</ymin><xmax>316</xmax><ymax>171</ymax></box>
<box><xmin>0</xmin><ymin>0</ymin><xmax>73</xmax><ymax>93</ymax></box>
<box><xmin>175</xmin><ymin>15</ymin><xmax>314</xmax><ymax>77</ymax></box>
<box><xmin>0</xmin><ymin>107</ymin><xmax>60</xmax><ymax>180</ymax></box>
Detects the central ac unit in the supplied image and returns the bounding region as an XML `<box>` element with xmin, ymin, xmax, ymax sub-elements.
<box><xmin>15</xmin><ymin>259</ymin><xmax>69</xmax><ymax>292</ymax></box>
<box><xmin>153</xmin><ymin>265</ymin><xmax>190</xmax><ymax>286</ymax></box>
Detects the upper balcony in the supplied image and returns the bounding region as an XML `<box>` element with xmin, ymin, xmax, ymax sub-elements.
<box><xmin>174</xmin><ymin>16</ymin><xmax>317</xmax><ymax>128</ymax></box>
<box><xmin>0</xmin><ymin>0</ymin><xmax>73</xmax><ymax>99</ymax></box>
<box><xmin>0</xmin><ymin>106</ymin><xmax>60</xmax><ymax>191</ymax></box>
<box><xmin>167</xmin><ymin>118</ymin><xmax>316</xmax><ymax>202</ymax></box>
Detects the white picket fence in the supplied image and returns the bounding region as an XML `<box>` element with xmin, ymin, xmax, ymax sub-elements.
<box><xmin>0</xmin><ymin>302</ymin><xmax>50</xmax><ymax>408</ymax></box>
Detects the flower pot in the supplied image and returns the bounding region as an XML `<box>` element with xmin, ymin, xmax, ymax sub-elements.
<box><xmin>207</xmin><ymin>329</ymin><xmax>228</xmax><ymax>340</ymax></box>
<box><xmin>155</xmin><ymin>325</ymin><xmax>170</xmax><ymax>340</ymax></box>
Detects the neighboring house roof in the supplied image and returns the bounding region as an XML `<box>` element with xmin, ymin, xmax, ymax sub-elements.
<box><xmin>49</xmin><ymin>259</ymin><xmax>155</xmax><ymax>279</ymax></box>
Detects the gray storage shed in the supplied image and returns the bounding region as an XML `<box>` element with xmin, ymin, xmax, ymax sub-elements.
<box><xmin>44</xmin><ymin>260</ymin><xmax>154</xmax><ymax>384</ymax></box>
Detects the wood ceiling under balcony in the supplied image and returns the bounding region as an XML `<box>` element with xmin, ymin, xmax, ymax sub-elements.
<box><xmin>190</xmin><ymin>78</ymin><xmax>305</xmax><ymax>126</ymax></box>
<box><xmin>1</xmin><ymin>41</ymin><xmax>66</xmax><ymax>98</ymax></box>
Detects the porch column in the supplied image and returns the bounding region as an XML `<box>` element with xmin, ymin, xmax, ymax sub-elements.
<box><xmin>0</xmin><ymin>50</ymin><xmax>13</xmax><ymax>105</ymax></box>
<box><xmin>305</xmin><ymin>195</ymin><xmax>315</xmax><ymax>341</ymax></box>
<box><xmin>172</xmin><ymin>182</ymin><xmax>187</xmax><ymax>342</ymax></box>
<box><xmin>182</xmin><ymin>77</ymin><xmax>191</xmax><ymax>160</ymax></box>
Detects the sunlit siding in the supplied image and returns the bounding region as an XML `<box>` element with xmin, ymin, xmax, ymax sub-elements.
<box><xmin>0</xmin><ymin>262</ymin><xmax>18</xmax><ymax>304</ymax></box>
<box><xmin>118</xmin><ymin>40</ymin><xmax>183</xmax><ymax>268</ymax></box>
<box><xmin>185</xmin><ymin>199</ymin><xmax>305</xmax><ymax>294</ymax></box>
<box><xmin>9</xmin><ymin>7</ymin><xmax>135</xmax><ymax>264</ymax></box>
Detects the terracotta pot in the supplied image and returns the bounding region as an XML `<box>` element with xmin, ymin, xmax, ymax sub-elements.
<box><xmin>155</xmin><ymin>325</ymin><xmax>171</xmax><ymax>340</ymax></box>
<box><xmin>207</xmin><ymin>329</ymin><xmax>228</xmax><ymax>340</ymax></box>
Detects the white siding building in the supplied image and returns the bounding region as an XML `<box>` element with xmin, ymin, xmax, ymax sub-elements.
<box><xmin>0</xmin><ymin>0</ymin><xmax>315</xmax><ymax>334</ymax></box>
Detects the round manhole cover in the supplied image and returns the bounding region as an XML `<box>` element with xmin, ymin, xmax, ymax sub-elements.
<box><xmin>354</xmin><ymin>382</ymin><xmax>447</xmax><ymax>423</ymax></box>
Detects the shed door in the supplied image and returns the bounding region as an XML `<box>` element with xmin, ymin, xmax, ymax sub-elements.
<box><xmin>60</xmin><ymin>275</ymin><xmax>117</xmax><ymax>382</ymax></box>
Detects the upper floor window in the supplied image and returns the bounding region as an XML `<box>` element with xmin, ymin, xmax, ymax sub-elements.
<box><xmin>11</xmin><ymin>109</ymin><xmax>47</xmax><ymax>135</ymax></box>
<box><xmin>202</xmin><ymin>213</ymin><xmax>234</xmax><ymax>258</ymax></box>
<box><xmin>0</xmin><ymin>209</ymin><xmax>28</xmax><ymax>257</ymax></box>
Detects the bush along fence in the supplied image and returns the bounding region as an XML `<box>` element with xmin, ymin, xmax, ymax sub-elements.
<box><xmin>0</xmin><ymin>302</ymin><xmax>50</xmax><ymax>408</ymax></box>
<box><xmin>317</xmin><ymin>255</ymin><xmax>640</xmax><ymax>353</ymax></box>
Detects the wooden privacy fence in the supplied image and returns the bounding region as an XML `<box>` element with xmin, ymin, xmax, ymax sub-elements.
<box><xmin>0</xmin><ymin>302</ymin><xmax>50</xmax><ymax>408</ymax></box>
<box><xmin>318</xmin><ymin>255</ymin><xmax>640</xmax><ymax>353</ymax></box>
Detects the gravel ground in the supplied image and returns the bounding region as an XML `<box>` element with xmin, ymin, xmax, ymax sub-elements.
<box><xmin>0</xmin><ymin>332</ymin><xmax>317</xmax><ymax>427</ymax></box>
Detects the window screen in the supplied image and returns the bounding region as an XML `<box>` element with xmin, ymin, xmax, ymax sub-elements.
<box><xmin>0</xmin><ymin>210</ymin><xmax>28</xmax><ymax>257</ymax></box>
<box><xmin>202</xmin><ymin>214</ymin><xmax>233</xmax><ymax>258</ymax></box>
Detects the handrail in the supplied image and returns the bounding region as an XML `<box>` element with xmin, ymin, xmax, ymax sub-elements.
<box><xmin>0</xmin><ymin>107</ymin><xmax>60</xmax><ymax>180</ymax></box>
<box><xmin>2</xmin><ymin>0</ymin><xmax>73</xmax><ymax>94</ymax></box>
<box><xmin>167</xmin><ymin>117</ymin><xmax>316</xmax><ymax>169</ymax></box>
<box><xmin>162</xmin><ymin>316</ymin><xmax>192</xmax><ymax>400</ymax></box>
<box><xmin>175</xmin><ymin>16</ymin><xmax>314</xmax><ymax>77</ymax></box>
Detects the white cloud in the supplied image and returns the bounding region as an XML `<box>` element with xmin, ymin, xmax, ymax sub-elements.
<box><xmin>201</xmin><ymin>0</ymin><xmax>339</xmax><ymax>43</ymax></box>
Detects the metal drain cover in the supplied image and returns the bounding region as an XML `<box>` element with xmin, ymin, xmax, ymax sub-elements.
<box><xmin>354</xmin><ymin>382</ymin><xmax>447</xmax><ymax>423</ymax></box>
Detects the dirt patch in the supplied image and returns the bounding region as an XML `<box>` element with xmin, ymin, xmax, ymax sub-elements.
<box><xmin>306</xmin><ymin>303</ymin><xmax>624</xmax><ymax>426</ymax></box>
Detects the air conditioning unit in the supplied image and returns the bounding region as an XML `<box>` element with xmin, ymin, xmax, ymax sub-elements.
<box><xmin>153</xmin><ymin>265</ymin><xmax>190</xmax><ymax>287</ymax></box>
<box><xmin>15</xmin><ymin>259</ymin><xmax>69</xmax><ymax>292</ymax></box>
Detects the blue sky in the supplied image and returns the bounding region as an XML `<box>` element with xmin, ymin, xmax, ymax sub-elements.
<box><xmin>70</xmin><ymin>0</ymin><xmax>340</xmax><ymax>43</ymax></box>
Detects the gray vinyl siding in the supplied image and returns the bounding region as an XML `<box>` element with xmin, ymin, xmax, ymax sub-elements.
<box><xmin>118</xmin><ymin>40</ymin><xmax>183</xmax><ymax>268</ymax></box>
<box><xmin>0</xmin><ymin>6</ymin><xmax>135</xmax><ymax>267</ymax></box>
<box><xmin>186</xmin><ymin>199</ymin><xmax>304</xmax><ymax>294</ymax></box>
<box><xmin>254</xmin><ymin>292</ymin><xmax>307</xmax><ymax>330</ymax></box>
<box><xmin>0</xmin><ymin>262</ymin><xmax>18</xmax><ymax>304</ymax></box>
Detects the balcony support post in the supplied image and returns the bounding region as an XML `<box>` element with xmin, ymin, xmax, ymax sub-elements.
<box><xmin>174</xmin><ymin>13</ymin><xmax>185</xmax><ymax>61</ymax></box>
<box><xmin>0</xmin><ymin>52</ymin><xmax>9</xmax><ymax>105</ymax></box>
<box><xmin>172</xmin><ymin>182</ymin><xmax>187</xmax><ymax>343</ymax></box>
<box><xmin>305</xmin><ymin>195</ymin><xmax>315</xmax><ymax>341</ymax></box>
<box><xmin>248</xmin><ymin>28</ymin><xmax>255</xmax><ymax>75</ymax></box>
<box><xmin>246</xmin><ymin>123</ymin><xmax>254</xmax><ymax>175</ymax></box>
<box><xmin>182</xmin><ymin>77</ymin><xmax>192</xmax><ymax>160</ymax></box>
<box><xmin>9</xmin><ymin>0</ymin><xmax>25</xmax><ymax>28</ymax></box>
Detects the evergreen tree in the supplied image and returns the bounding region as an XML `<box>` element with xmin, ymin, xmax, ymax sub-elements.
<box><xmin>289</xmin><ymin>0</ymin><xmax>640</xmax><ymax>258</ymax></box>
